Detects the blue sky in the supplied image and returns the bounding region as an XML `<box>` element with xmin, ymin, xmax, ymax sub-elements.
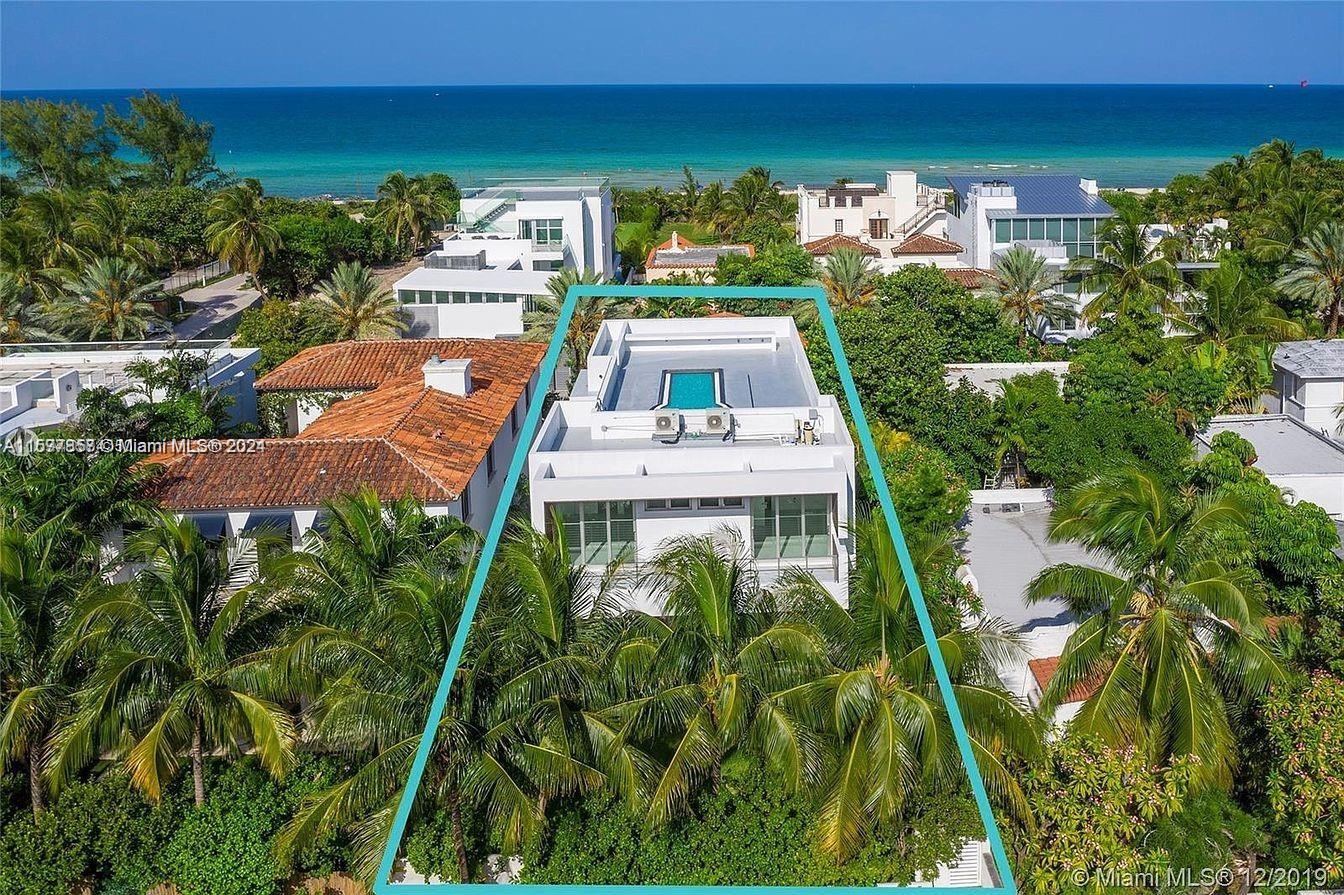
<box><xmin>2</xmin><ymin>1</ymin><xmax>1341</xmax><ymax>90</ymax></box>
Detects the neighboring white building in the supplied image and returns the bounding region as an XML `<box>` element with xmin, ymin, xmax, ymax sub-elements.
<box><xmin>0</xmin><ymin>341</ymin><xmax>260</xmax><ymax>438</ymax></box>
<box><xmin>394</xmin><ymin>178</ymin><xmax>616</xmax><ymax>339</ymax></box>
<box><xmin>144</xmin><ymin>338</ymin><xmax>545</xmax><ymax>550</ymax></box>
<box><xmin>1196</xmin><ymin>414</ymin><xmax>1344</xmax><ymax>517</ymax></box>
<box><xmin>527</xmin><ymin>316</ymin><xmax>857</xmax><ymax>612</ymax></box>
<box><xmin>1269</xmin><ymin>340</ymin><xmax>1344</xmax><ymax>436</ymax></box>
<box><xmin>795</xmin><ymin>170</ymin><xmax>947</xmax><ymax>268</ymax></box>
<box><xmin>945</xmin><ymin>175</ymin><xmax>1116</xmax><ymax>342</ymax></box>
<box><xmin>944</xmin><ymin>361</ymin><xmax>1071</xmax><ymax>398</ymax></box>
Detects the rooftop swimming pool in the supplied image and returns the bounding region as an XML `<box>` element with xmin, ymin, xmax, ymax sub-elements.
<box><xmin>660</xmin><ymin>369</ymin><xmax>722</xmax><ymax>409</ymax></box>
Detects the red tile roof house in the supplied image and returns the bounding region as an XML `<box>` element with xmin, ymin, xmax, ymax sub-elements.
<box><xmin>140</xmin><ymin>339</ymin><xmax>547</xmax><ymax>549</ymax></box>
<box><xmin>1025</xmin><ymin>655</ymin><xmax>1106</xmax><ymax>730</ymax></box>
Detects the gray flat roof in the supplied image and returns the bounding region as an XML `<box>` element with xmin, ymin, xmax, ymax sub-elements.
<box><xmin>962</xmin><ymin>503</ymin><xmax>1105</xmax><ymax>630</ymax></box>
<box><xmin>945</xmin><ymin>174</ymin><xmax>1114</xmax><ymax>217</ymax></box>
<box><xmin>1274</xmin><ymin>340</ymin><xmax>1344</xmax><ymax>379</ymax></box>
<box><xmin>607</xmin><ymin>345</ymin><xmax>810</xmax><ymax>411</ymax></box>
<box><xmin>1198</xmin><ymin>414</ymin><xmax>1344</xmax><ymax>476</ymax></box>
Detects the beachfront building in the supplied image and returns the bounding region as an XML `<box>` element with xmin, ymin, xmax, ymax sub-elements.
<box><xmin>142</xmin><ymin>339</ymin><xmax>545</xmax><ymax>558</ymax></box>
<box><xmin>945</xmin><ymin>174</ymin><xmax>1116</xmax><ymax>342</ymax></box>
<box><xmin>1265</xmin><ymin>340</ymin><xmax>1344</xmax><ymax>436</ymax></box>
<box><xmin>794</xmin><ymin>170</ymin><xmax>948</xmax><ymax>270</ymax></box>
<box><xmin>0</xmin><ymin>341</ymin><xmax>260</xmax><ymax>439</ymax></box>
<box><xmin>394</xmin><ymin>178</ymin><xmax>616</xmax><ymax>339</ymax></box>
<box><xmin>527</xmin><ymin>316</ymin><xmax>857</xmax><ymax>612</ymax></box>
<box><xmin>642</xmin><ymin>232</ymin><xmax>754</xmax><ymax>282</ymax></box>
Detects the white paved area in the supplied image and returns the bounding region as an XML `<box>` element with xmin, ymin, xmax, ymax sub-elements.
<box><xmin>172</xmin><ymin>274</ymin><xmax>260</xmax><ymax>340</ymax></box>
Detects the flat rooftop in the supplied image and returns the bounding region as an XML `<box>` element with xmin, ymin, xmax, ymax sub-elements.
<box><xmin>962</xmin><ymin>502</ymin><xmax>1104</xmax><ymax>630</ymax></box>
<box><xmin>606</xmin><ymin>343</ymin><xmax>811</xmax><ymax>411</ymax></box>
<box><xmin>1197</xmin><ymin>414</ymin><xmax>1344</xmax><ymax>476</ymax></box>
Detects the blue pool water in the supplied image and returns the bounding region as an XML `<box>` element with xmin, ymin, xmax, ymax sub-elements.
<box><xmin>664</xmin><ymin>371</ymin><xmax>718</xmax><ymax>410</ymax></box>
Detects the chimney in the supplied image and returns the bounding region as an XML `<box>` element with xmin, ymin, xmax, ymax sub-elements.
<box><xmin>669</xmin><ymin>231</ymin><xmax>684</xmax><ymax>253</ymax></box>
<box><xmin>422</xmin><ymin>355</ymin><xmax>473</xmax><ymax>396</ymax></box>
<box><xmin>1079</xmin><ymin>178</ymin><xmax>1099</xmax><ymax>195</ymax></box>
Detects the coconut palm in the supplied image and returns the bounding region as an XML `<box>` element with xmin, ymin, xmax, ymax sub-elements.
<box><xmin>312</xmin><ymin>260</ymin><xmax>406</xmax><ymax>340</ymax></box>
<box><xmin>819</xmin><ymin>247</ymin><xmax>877</xmax><ymax>310</ymax></box>
<box><xmin>1026</xmin><ymin>469</ymin><xmax>1285</xmax><ymax>786</ymax></box>
<box><xmin>373</xmin><ymin>172</ymin><xmax>443</xmax><ymax>254</ymax></box>
<box><xmin>0</xmin><ymin>271</ymin><xmax>59</xmax><ymax>344</ymax></box>
<box><xmin>17</xmin><ymin>189</ymin><xmax>85</xmax><ymax>271</ymax></box>
<box><xmin>615</xmin><ymin>221</ymin><xmax>659</xmax><ymax>275</ymax></box>
<box><xmin>0</xmin><ymin>219</ymin><xmax>66</xmax><ymax>304</ymax></box>
<box><xmin>982</xmin><ymin>245</ymin><xmax>1070</xmax><ymax>348</ymax></box>
<box><xmin>1074</xmin><ymin>210</ymin><xmax>1179</xmax><ymax>324</ymax></box>
<box><xmin>676</xmin><ymin>165</ymin><xmax>701</xmax><ymax>219</ymax></box>
<box><xmin>205</xmin><ymin>182</ymin><xmax>282</xmax><ymax>298</ymax></box>
<box><xmin>723</xmin><ymin>168</ymin><xmax>790</xmax><ymax>237</ymax></box>
<box><xmin>781</xmin><ymin>514</ymin><xmax>1039</xmax><ymax>859</ymax></box>
<box><xmin>1177</xmin><ymin>259</ymin><xmax>1302</xmax><ymax>363</ymax></box>
<box><xmin>74</xmin><ymin>190</ymin><xmax>162</xmax><ymax>269</ymax></box>
<box><xmin>1275</xmin><ymin>222</ymin><xmax>1344</xmax><ymax>337</ymax></box>
<box><xmin>0</xmin><ymin>518</ymin><xmax>91</xmax><ymax>818</ymax></box>
<box><xmin>694</xmin><ymin>181</ymin><xmax>729</xmax><ymax>234</ymax></box>
<box><xmin>48</xmin><ymin>513</ymin><xmax>298</xmax><ymax>806</ymax></box>
<box><xmin>1248</xmin><ymin>191</ymin><xmax>1327</xmax><ymax>265</ymax></box>
<box><xmin>605</xmin><ymin>530</ymin><xmax>831</xmax><ymax>830</ymax></box>
<box><xmin>990</xmin><ymin>379</ymin><xmax>1040</xmax><ymax>486</ymax></box>
<box><xmin>522</xmin><ymin>269</ymin><xmax>620</xmax><ymax>388</ymax></box>
<box><xmin>58</xmin><ymin>256</ymin><xmax>162</xmax><ymax>341</ymax></box>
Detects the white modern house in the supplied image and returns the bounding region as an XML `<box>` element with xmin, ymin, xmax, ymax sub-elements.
<box><xmin>394</xmin><ymin>178</ymin><xmax>616</xmax><ymax>339</ymax></box>
<box><xmin>144</xmin><ymin>338</ymin><xmax>546</xmax><ymax>550</ymax></box>
<box><xmin>795</xmin><ymin>170</ymin><xmax>948</xmax><ymax>269</ymax></box>
<box><xmin>0</xmin><ymin>341</ymin><xmax>260</xmax><ymax>439</ymax></box>
<box><xmin>1196</xmin><ymin>414</ymin><xmax>1344</xmax><ymax>517</ymax></box>
<box><xmin>945</xmin><ymin>175</ymin><xmax>1116</xmax><ymax>342</ymax></box>
<box><xmin>1270</xmin><ymin>340</ymin><xmax>1344</xmax><ymax>436</ymax></box>
<box><xmin>527</xmin><ymin>316</ymin><xmax>857</xmax><ymax>612</ymax></box>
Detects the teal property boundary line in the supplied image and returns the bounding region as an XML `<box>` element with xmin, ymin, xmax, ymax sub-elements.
<box><xmin>374</xmin><ymin>285</ymin><xmax>1018</xmax><ymax>895</ymax></box>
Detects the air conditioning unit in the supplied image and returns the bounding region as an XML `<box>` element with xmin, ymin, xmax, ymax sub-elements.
<box><xmin>704</xmin><ymin>411</ymin><xmax>731</xmax><ymax>436</ymax></box>
<box><xmin>653</xmin><ymin>411</ymin><xmax>682</xmax><ymax>438</ymax></box>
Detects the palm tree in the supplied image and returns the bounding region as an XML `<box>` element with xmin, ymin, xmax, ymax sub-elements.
<box><xmin>676</xmin><ymin>165</ymin><xmax>701</xmax><ymax>219</ymax></box>
<box><xmin>605</xmin><ymin>530</ymin><xmax>831</xmax><ymax>830</ymax></box>
<box><xmin>205</xmin><ymin>182</ymin><xmax>282</xmax><ymax>298</ymax></box>
<box><xmin>1275</xmin><ymin>222</ymin><xmax>1344</xmax><ymax>337</ymax></box>
<box><xmin>982</xmin><ymin>245</ymin><xmax>1069</xmax><ymax>348</ymax></box>
<box><xmin>694</xmin><ymin>181</ymin><xmax>729</xmax><ymax>234</ymax></box>
<box><xmin>1178</xmin><ymin>258</ymin><xmax>1302</xmax><ymax>364</ymax></box>
<box><xmin>633</xmin><ymin>296</ymin><xmax>709</xmax><ymax>319</ymax></box>
<box><xmin>1248</xmin><ymin>191</ymin><xmax>1327</xmax><ymax>265</ymax></box>
<box><xmin>74</xmin><ymin>191</ymin><xmax>162</xmax><ymax>269</ymax></box>
<box><xmin>275</xmin><ymin>492</ymin><xmax>611</xmax><ymax>880</ymax></box>
<box><xmin>1026</xmin><ymin>469</ymin><xmax>1285</xmax><ymax>786</ymax></box>
<box><xmin>0</xmin><ymin>219</ymin><xmax>66</xmax><ymax>304</ymax></box>
<box><xmin>0</xmin><ymin>519</ymin><xmax>89</xmax><ymax>818</ymax></box>
<box><xmin>0</xmin><ymin>271</ymin><xmax>59</xmax><ymax>344</ymax></box>
<box><xmin>723</xmin><ymin>168</ymin><xmax>790</xmax><ymax>238</ymax></box>
<box><xmin>521</xmin><ymin>269</ymin><xmax>620</xmax><ymax>388</ymax></box>
<box><xmin>990</xmin><ymin>380</ymin><xmax>1039</xmax><ymax>486</ymax></box>
<box><xmin>782</xmin><ymin>514</ymin><xmax>1040</xmax><ymax>859</ymax></box>
<box><xmin>373</xmin><ymin>172</ymin><xmax>443</xmax><ymax>254</ymax></box>
<box><xmin>819</xmin><ymin>248</ymin><xmax>877</xmax><ymax>310</ymax></box>
<box><xmin>17</xmin><ymin>189</ymin><xmax>85</xmax><ymax>271</ymax></box>
<box><xmin>48</xmin><ymin>514</ymin><xmax>297</xmax><ymax>806</ymax></box>
<box><xmin>313</xmin><ymin>261</ymin><xmax>406</xmax><ymax>340</ymax></box>
<box><xmin>615</xmin><ymin>221</ymin><xmax>659</xmax><ymax>275</ymax></box>
<box><xmin>1074</xmin><ymin>210</ymin><xmax>1179</xmax><ymax>325</ymax></box>
<box><xmin>59</xmin><ymin>256</ymin><xmax>163</xmax><ymax>341</ymax></box>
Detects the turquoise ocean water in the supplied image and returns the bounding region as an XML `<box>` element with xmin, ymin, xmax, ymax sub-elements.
<box><xmin>4</xmin><ymin>84</ymin><xmax>1342</xmax><ymax>196</ymax></box>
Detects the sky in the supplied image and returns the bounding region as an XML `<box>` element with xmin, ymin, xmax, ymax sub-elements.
<box><xmin>1</xmin><ymin>0</ymin><xmax>1341</xmax><ymax>91</ymax></box>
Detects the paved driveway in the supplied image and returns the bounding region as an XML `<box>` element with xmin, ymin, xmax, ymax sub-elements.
<box><xmin>172</xmin><ymin>274</ymin><xmax>260</xmax><ymax>340</ymax></box>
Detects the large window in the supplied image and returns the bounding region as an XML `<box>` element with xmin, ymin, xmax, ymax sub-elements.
<box><xmin>751</xmin><ymin>495</ymin><xmax>830</xmax><ymax>561</ymax></box>
<box><xmin>521</xmin><ymin>218</ymin><xmax>564</xmax><ymax>247</ymax></box>
<box><xmin>549</xmin><ymin>501</ymin><xmax>635</xmax><ymax>565</ymax></box>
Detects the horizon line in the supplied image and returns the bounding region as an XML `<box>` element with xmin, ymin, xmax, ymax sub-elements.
<box><xmin>3</xmin><ymin>80</ymin><xmax>1340</xmax><ymax>94</ymax></box>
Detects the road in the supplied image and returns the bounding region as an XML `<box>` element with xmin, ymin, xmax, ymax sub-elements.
<box><xmin>171</xmin><ymin>273</ymin><xmax>260</xmax><ymax>340</ymax></box>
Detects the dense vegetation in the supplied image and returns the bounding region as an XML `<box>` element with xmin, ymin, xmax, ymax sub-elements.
<box><xmin>1</xmin><ymin>92</ymin><xmax>455</xmax><ymax>349</ymax></box>
<box><xmin>4</xmin><ymin>125</ymin><xmax>1344</xmax><ymax>895</ymax></box>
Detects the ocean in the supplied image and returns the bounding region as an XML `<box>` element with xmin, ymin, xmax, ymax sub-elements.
<box><xmin>4</xmin><ymin>84</ymin><xmax>1342</xmax><ymax>196</ymax></box>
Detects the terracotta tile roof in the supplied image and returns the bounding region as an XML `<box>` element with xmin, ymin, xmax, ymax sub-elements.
<box><xmin>1028</xmin><ymin>656</ymin><xmax>1106</xmax><ymax>705</ymax></box>
<box><xmin>802</xmin><ymin>234</ymin><xmax>880</xmax><ymax>257</ymax></box>
<box><xmin>893</xmin><ymin>233</ymin><xmax>963</xmax><ymax>256</ymax></box>
<box><xmin>942</xmin><ymin>268</ymin><xmax>992</xmax><ymax>289</ymax></box>
<box><xmin>145</xmin><ymin>339</ymin><xmax>545</xmax><ymax>510</ymax></box>
<box><xmin>645</xmin><ymin>231</ymin><xmax>754</xmax><ymax>269</ymax></box>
